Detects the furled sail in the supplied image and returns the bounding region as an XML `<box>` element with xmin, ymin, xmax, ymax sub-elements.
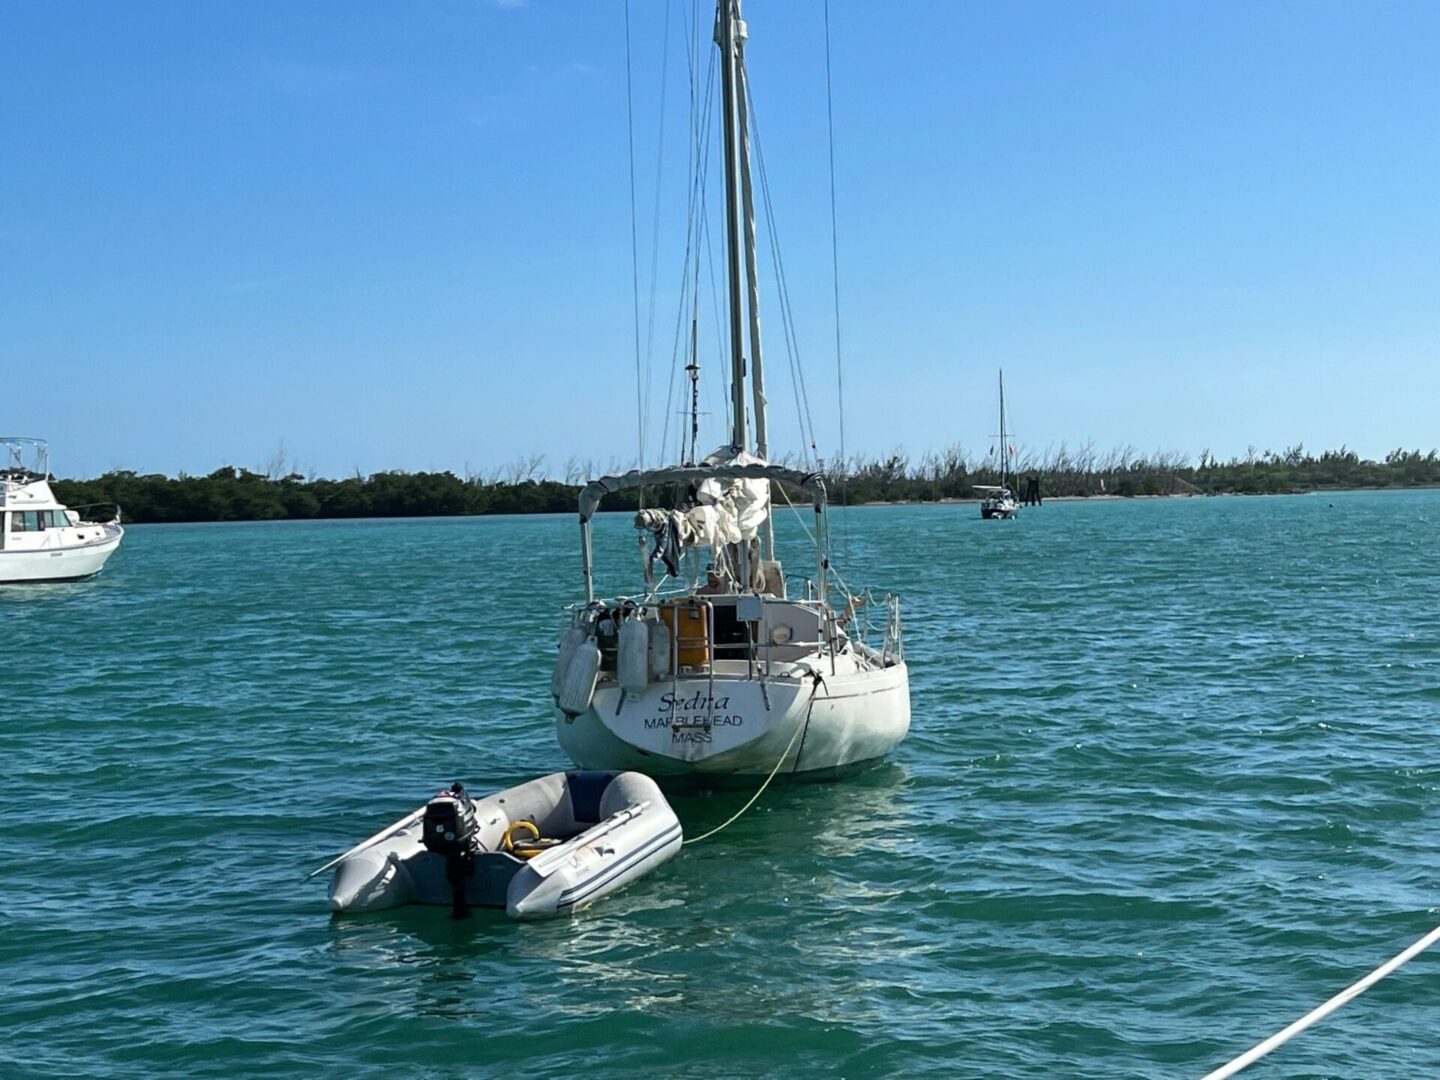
<box><xmin>696</xmin><ymin>446</ymin><xmax>771</xmax><ymax>544</ymax></box>
<box><xmin>632</xmin><ymin>447</ymin><xmax>774</xmax><ymax>572</ymax></box>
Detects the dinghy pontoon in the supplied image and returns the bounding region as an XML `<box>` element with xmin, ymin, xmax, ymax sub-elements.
<box><xmin>320</xmin><ymin>770</ymin><xmax>682</xmax><ymax>919</ymax></box>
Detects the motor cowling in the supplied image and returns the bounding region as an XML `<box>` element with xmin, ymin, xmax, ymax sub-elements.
<box><xmin>422</xmin><ymin>782</ymin><xmax>480</xmax><ymax>918</ymax></box>
<box><xmin>422</xmin><ymin>783</ymin><xmax>479</xmax><ymax>858</ymax></box>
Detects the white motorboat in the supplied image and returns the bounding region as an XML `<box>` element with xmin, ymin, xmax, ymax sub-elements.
<box><xmin>0</xmin><ymin>437</ymin><xmax>123</xmax><ymax>584</ymax></box>
<box><xmin>979</xmin><ymin>370</ymin><xmax>1020</xmax><ymax>519</ymax></box>
<box><xmin>551</xmin><ymin>0</ymin><xmax>910</xmax><ymax>782</ymax></box>
<box><xmin>321</xmin><ymin>771</ymin><xmax>682</xmax><ymax>919</ymax></box>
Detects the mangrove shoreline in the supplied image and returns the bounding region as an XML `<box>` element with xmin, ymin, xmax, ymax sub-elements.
<box><xmin>49</xmin><ymin>445</ymin><xmax>1440</xmax><ymax>525</ymax></box>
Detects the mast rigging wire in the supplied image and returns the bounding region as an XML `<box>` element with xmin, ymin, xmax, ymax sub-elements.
<box><xmin>640</xmin><ymin>0</ymin><xmax>674</xmax><ymax>467</ymax></box>
<box><xmin>701</xmin><ymin>186</ymin><xmax>731</xmax><ymax>439</ymax></box>
<box><xmin>823</xmin><ymin>0</ymin><xmax>848</xmax><ymax>496</ymax></box>
<box><xmin>661</xmin><ymin>15</ymin><xmax>720</xmax><ymax>467</ymax></box>
<box><xmin>680</xmin><ymin>5</ymin><xmax>731</xmax><ymax>455</ymax></box>
<box><xmin>746</xmin><ymin>84</ymin><xmax>820</xmax><ymax>467</ymax></box>
<box><xmin>660</xmin><ymin>0</ymin><xmax>701</xmax><ymax>466</ymax></box>
<box><xmin>623</xmin><ymin>0</ymin><xmax>645</xmax><ymax>471</ymax></box>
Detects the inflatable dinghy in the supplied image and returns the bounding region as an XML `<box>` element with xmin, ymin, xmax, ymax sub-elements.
<box><xmin>319</xmin><ymin>770</ymin><xmax>682</xmax><ymax>919</ymax></box>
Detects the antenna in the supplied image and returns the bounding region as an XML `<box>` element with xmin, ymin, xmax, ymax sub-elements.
<box><xmin>684</xmin><ymin>359</ymin><xmax>703</xmax><ymax>466</ymax></box>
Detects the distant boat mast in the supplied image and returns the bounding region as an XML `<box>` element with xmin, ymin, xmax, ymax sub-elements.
<box><xmin>998</xmin><ymin>368</ymin><xmax>1009</xmax><ymax>490</ymax></box>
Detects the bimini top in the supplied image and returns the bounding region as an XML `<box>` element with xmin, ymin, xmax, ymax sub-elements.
<box><xmin>578</xmin><ymin>462</ymin><xmax>826</xmax><ymax>523</ymax></box>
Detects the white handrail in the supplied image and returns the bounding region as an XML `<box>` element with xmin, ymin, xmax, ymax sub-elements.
<box><xmin>1200</xmin><ymin>921</ymin><xmax>1440</xmax><ymax>1079</ymax></box>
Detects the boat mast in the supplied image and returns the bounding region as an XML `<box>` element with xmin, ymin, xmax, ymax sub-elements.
<box><xmin>998</xmin><ymin>368</ymin><xmax>1008</xmax><ymax>490</ymax></box>
<box><xmin>716</xmin><ymin>0</ymin><xmax>749</xmax><ymax>455</ymax></box>
<box><xmin>715</xmin><ymin>0</ymin><xmax>776</xmax><ymax>579</ymax></box>
<box><xmin>733</xmin><ymin>8</ymin><xmax>767</xmax><ymax>464</ymax></box>
<box><xmin>731</xmin><ymin>2</ymin><xmax>776</xmax><ymax>560</ymax></box>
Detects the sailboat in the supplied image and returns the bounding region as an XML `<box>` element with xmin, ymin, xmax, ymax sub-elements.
<box><xmin>977</xmin><ymin>369</ymin><xmax>1019</xmax><ymax>519</ymax></box>
<box><xmin>550</xmin><ymin>0</ymin><xmax>911</xmax><ymax>781</ymax></box>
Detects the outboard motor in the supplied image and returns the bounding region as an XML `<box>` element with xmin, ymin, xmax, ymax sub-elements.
<box><xmin>421</xmin><ymin>781</ymin><xmax>479</xmax><ymax>918</ymax></box>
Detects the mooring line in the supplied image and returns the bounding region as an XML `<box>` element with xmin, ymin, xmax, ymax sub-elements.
<box><xmin>1200</xmin><ymin>920</ymin><xmax>1440</xmax><ymax>1079</ymax></box>
<box><xmin>683</xmin><ymin>679</ymin><xmax>820</xmax><ymax>846</ymax></box>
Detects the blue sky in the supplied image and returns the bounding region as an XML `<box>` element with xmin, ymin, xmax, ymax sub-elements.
<box><xmin>3</xmin><ymin>1</ymin><xmax>1437</xmax><ymax>479</ymax></box>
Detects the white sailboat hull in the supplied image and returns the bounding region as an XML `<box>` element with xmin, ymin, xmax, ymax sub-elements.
<box><xmin>555</xmin><ymin>659</ymin><xmax>910</xmax><ymax>780</ymax></box>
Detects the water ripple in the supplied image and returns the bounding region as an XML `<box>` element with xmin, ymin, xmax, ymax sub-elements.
<box><xmin>3</xmin><ymin>494</ymin><xmax>1439</xmax><ymax>1076</ymax></box>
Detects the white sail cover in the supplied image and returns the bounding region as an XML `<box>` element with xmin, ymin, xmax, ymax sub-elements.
<box><xmin>630</xmin><ymin>449</ymin><xmax>776</xmax><ymax>557</ymax></box>
<box><xmin>577</xmin><ymin>454</ymin><xmax>824</xmax><ymax>525</ymax></box>
<box><xmin>696</xmin><ymin>447</ymin><xmax>770</xmax><ymax>544</ymax></box>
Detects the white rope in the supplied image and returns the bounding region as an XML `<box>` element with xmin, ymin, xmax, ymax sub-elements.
<box><xmin>1199</xmin><ymin>921</ymin><xmax>1440</xmax><ymax>1080</ymax></box>
<box><xmin>682</xmin><ymin>681</ymin><xmax>818</xmax><ymax>846</ymax></box>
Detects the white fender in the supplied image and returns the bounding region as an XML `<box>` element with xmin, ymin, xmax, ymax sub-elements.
<box><xmin>648</xmin><ymin>618</ymin><xmax>671</xmax><ymax>678</ymax></box>
<box><xmin>557</xmin><ymin>639</ymin><xmax>602</xmax><ymax>716</ymax></box>
<box><xmin>617</xmin><ymin>617</ymin><xmax>650</xmax><ymax>693</ymax></box>
<box><xmin>551</xmin><ymin>625</ymin><xmax>588</xmax><ymax>698</ymax></box>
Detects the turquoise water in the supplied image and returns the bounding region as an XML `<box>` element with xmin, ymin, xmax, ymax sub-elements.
<box><xmin>4</xmin><ymin>492</ymin><xmax>1438</xmax><ymax>1077</ymax></box>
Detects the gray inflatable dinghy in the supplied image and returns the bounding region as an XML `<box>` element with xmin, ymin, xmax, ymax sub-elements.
<box><xmin>320</xmin><ymin>770</ymin><xmax>682</xmax><ymax>919</ymax></box>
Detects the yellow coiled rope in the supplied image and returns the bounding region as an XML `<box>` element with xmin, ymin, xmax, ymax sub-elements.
<box><xmin>502</xmin><ymin>819</ymin><xmax>549</xmax><ymax>859</ymax></box>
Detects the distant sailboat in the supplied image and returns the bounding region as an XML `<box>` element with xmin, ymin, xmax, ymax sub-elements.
<box><xmin>977</xmin><ymin>369</ymin><xmax>1019</xmax><ymax>519</ymax></box>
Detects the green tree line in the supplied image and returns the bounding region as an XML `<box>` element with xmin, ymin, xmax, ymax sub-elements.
<box><xmin>50</xmin><ymin>445</ymin><xmax>1440</xmax><ymax>525</ymax></box>
<box><xmin>834</xmin><ymin>443</ymin><xmax>1440</xmax><ymax>501</ymax></box>
<box><xmin>52</xmin><ymin>467</ymin><xmax>605</xmax><ymax>523</ymax></box>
